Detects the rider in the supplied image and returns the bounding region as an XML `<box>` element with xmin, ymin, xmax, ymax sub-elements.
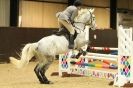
<box><xmin>56</xmin><ymin>0</ymin><xmax>82</xmax><ymax>49</ymax></box>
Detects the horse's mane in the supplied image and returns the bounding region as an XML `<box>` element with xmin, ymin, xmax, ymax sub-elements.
<box><xmin>75</xmin><ymin>8</ymin><xmax>94</xmax><ymax>19</ymax></box>
<box><xmin>78</xmin><ymin>8</ymin><xmax>88</xmax><ymax>15</ymax></box>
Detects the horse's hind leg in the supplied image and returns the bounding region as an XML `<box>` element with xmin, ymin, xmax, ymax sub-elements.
<box><xmin>34</xmin><ymin>63</ymin><xmax>44</xmax><ymax>83</ymax></box>
<box><xmin>34</xmin><ymin>56</ymin><xmax>53</xmax><ymax>84</ymax></box>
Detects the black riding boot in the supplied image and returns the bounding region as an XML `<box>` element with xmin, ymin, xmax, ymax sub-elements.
<box><xmin>69</xmin><ymin>34</ymin><xmax>74</xmax><ymax>49</ymax></box>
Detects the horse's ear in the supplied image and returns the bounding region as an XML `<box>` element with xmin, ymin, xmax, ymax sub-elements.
<box><xmin>89</xmin><ymin>8</ymin><xmax>95</xmax><ymax>13</ymax></box>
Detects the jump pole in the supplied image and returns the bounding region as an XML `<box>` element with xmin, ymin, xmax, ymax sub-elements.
<box><xmin>89</xmin><ymin>47</ymin><xmax>118</xmax><ymax>51</ymax></box>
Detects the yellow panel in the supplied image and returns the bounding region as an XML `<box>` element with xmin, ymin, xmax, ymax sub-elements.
<box><xmin>0</xmin><ymin>0</ymin><xmax>10</xmax><ymax>26</ymax></box>
<box><xmin>21</xmin><ymin>1</ymin><xmax>43</xmax><ymax>27</ymax></box>
<box><xmin>21</xmin><ymin>1</ymin><xmax>110</xmax><ymax>29</ymax></box>
<box><xmin>94</xmin><ymin>8</ymin><xmax>110</xmax><ymax>28</ymax></box>
<box><xmin>82</xmin><ymin>0</ymin><xmax>109</xmax><ymax>7</ymax></box>
<box><xmin>43</xmin><ymin>3</ymin><xmax>67</xmax><ymax>28</ymax></box>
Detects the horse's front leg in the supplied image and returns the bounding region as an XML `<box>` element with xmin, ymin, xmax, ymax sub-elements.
<box><xmin>34</xmin><ymin>56</ymin><xmax>53</xmax><ymax>84</ymax></box>
<box><xmin>74</xmin><ymin>48</ymin><xmax>87</xmax><ymax>59</ymax></box>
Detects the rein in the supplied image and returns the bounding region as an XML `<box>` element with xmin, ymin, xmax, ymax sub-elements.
<box><xmin>73</xmin><ymin>22</ymin><xmax>86</xmax><ymax>33</ymax></box>
<box><xmin>87</xmin><ymin>10</ymin><xmax>93</xmax><ymax>25</ymax></box>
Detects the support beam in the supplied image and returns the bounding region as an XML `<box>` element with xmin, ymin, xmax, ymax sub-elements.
<box><xmin>110</xmin><ymin>0</ymin><xmax>117</xmax><ymax>29</ymax></box>
<box><xmin>10</xmin><ymin>0</ymin><xmax>19</xmax><ymax>26</ymax></box>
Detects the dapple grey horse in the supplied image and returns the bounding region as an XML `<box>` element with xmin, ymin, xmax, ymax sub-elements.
<box><xmin>10</xmin><ymin>8</ymin><xmax>96</xmax><ymax>84</ymax></box>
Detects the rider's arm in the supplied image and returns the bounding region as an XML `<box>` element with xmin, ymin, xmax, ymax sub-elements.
<box><xmin>70</xmin><ymin>9</ymin><xmax>78</xmax><ymax>23</ymax></box>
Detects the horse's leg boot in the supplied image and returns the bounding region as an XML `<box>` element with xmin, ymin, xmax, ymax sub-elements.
<box><xmin>68</xmin><ymin>34</ymin><xmax>74</xmax><ymax>49</ymax></box>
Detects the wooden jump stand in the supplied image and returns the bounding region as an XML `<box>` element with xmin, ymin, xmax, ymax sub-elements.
<box><xmin>58</xmin><ymin>25</ymin><xmax>133</xmax><ymax>87</ymax></box>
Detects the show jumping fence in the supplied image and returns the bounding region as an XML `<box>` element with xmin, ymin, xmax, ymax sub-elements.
<box><xmin>59</xmin><ymin>25</ymin><xmax>133</xmax><ymax>85</ymax></box>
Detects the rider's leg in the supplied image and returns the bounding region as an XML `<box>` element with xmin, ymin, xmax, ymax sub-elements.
<box><xmin>58</xmin><ymin>19</ymin><xmax>75</xmax><ymax>49</ymax></box>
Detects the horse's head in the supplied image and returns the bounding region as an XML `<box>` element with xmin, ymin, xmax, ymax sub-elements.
<box><xmin>87</xmin><ymin>9</ymin><xmax>97</xmax><ymax>30</ymax></box>
<box><xmin>74</xmin><ymin>8</ymin><xmax>96</xmax><ymax>49</ymax></box>
<box><xmin>74</xmin><ymin>8</ymin><xmax>96</xmax><ymax>31</ymax></box>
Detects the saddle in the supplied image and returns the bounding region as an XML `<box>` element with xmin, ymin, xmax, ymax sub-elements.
<box><xmin>55</xmin><ymin>27</ymin><xmax>77</xmax><ymax>42</ymax></box>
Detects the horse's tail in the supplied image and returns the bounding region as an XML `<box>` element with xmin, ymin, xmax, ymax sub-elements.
<box><xmin>9</xmin><ymin>43</ymin><xmax>38</xmax><ymax>68</ymax></box>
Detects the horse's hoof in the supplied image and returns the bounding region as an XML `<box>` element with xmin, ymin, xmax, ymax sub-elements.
<box><xmin>40</xmin><ymin>81</ymin><xmax>53</xmax><ymax>84</ymax></box>
<box><xmin>71</xmin><ymin>55</ymin><xmax>76</xmax><ymax>58</ymax></box>
<box><xmin>83</xmin><ymin>51</ymin><xmax>87</xmax><ymax>56</ymax></box>
<box><xmin>75</xmin><ymin>55</ymin><xmax>80</xmax><ymax>59</ymax></box>
<box><xmin>48</xmin><ymin>81</ymin><xmax>54</xmax><ymax>84</ymax></box>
